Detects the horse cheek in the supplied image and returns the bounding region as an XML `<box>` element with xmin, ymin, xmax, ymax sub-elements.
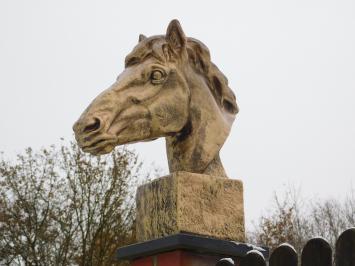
<box><xmin>150</xmin><ymin>75</ymin><xmax>189</xmax><ymax>134</ymax></box>
<box><xmin>148</xmin><ymin>93</ymin><xmax>187</xmax><ymax>135</ymax></box>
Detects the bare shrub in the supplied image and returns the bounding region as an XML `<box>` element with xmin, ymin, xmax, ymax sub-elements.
<box><xmin>0</xmin><ymin>141</ymin><xmax>145</xmax><ymax>266</ymax></box>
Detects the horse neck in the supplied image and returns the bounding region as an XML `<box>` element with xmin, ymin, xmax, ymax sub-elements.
<box><xmin>165</xmin><ymin>73</ymin><xmax>229</xmax><ymax>178</ymax></box>
<box><xmin>165</xmin><ymin>136</ymin><xmax>227</xmax><ymax>177</ymax></box>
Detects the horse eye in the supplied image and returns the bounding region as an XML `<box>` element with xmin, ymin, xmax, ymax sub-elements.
<box><xmin>151</xmin><ymin>70</ymin><xmax>164</xmax><ymax>83</ymax></box>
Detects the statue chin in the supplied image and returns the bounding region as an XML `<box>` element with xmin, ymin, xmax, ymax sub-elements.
<box><xmin>82</xmin><ymin>143</ymin><xmax>115</xmax><ymax>156</ymax></box>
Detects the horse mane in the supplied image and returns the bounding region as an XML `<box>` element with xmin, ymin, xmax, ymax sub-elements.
<box><xmin>186</xmin><ymin>38</ymin><xmax>239</xmax><ymax>115</ymax></box>
<box><xmin>127</xmin><ymin>36</ymin><xmax>239</xmax><ymax>116</ymax></box>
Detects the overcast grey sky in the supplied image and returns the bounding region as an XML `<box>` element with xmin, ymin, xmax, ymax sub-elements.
<box><xmin>1</xmin><ymin>0</ymin><xmax>354</xmax><ymax>227</ymax></box>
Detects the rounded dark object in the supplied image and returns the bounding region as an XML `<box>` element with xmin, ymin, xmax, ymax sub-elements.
<box><xmin>301</xmin><ymin>237</ymin><xmax>332</xmax><ymax>266</ymax></box>
<box><xmin>336</xmin><ymin>228</ymin><xmax>355</xmax><ymax>266</ymax></box>
<box><xmin>270</xmin><ymin>244</ymin><xmax>298</xmax><ymax>266</ymax></box>
<box><xmin>216</xmin><ymin>258</ymin><xmax>235</xmax><ymax>266</ymax></box>
<box><xmin>240</xmin><ymin>251</ymin><xmax>266</xmax><ymax>266</ymax></box>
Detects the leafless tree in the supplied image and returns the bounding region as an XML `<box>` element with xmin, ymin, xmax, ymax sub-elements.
<box><xmin>248</xmin><ymin>185</ymin><xmax>355</xmax><ymax>254</ymax></box>
<box><xmin>0</xmin><ymin>141</ymin><xmax>145</xmax><ymax>266</ymax></box>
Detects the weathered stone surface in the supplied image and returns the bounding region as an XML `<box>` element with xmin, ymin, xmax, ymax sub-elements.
<box><xmin>72</xmin><ymin>19</ymin><xmax>239</xmax><ymax>178</ymax></box>
<box><xmin>136</xmin><ymin>171</ymin><xmax>245</xmax><ymax>242</ymax></box>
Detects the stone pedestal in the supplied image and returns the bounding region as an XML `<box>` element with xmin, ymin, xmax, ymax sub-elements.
<box><xmin>135</xmin><ymin>171</ymin><xmax>245</xmax><ymax>242</ymax></box>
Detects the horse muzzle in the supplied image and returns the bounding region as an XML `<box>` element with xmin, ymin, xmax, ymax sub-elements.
<box><xmin>72</xmin><ymin>116</ymin><xmax>117</xmax><ymax>155</ymax></box>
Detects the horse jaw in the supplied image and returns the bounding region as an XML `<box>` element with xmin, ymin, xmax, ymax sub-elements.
<box><xmin>165</xmin><ymin>73</ymin><xmax>235</xmax><ymax>178</ymax></box>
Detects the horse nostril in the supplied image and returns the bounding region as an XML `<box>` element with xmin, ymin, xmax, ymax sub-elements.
<box><xmin>83</xmin><ymin>118</ymin><xmax>101</xmax><ymax>133</ymax></box>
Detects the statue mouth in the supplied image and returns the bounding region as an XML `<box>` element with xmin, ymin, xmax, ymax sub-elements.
<box><xmin>75</xmin><ymin>120</ymin><xmax>134</xmax><ymax>155</ymax></box>
<box><xmin>81</xmin><ymin>137</ymin><xmax>117</xmax><ymax>155</ymax></box>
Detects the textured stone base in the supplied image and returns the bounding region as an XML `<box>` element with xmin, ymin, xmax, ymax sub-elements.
<box><xmin>135</xmin><ymin>171</ymin><xmax>245</xmax><ymax>242</ymax></box>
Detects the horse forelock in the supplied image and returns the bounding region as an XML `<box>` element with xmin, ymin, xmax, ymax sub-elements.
<box><xmin>125</xmin><ymin>36</ymin><xmax>167</xmax><ymax>67</ymax></box>
<box><xmin>125</xmin><ymin>35</ymin><xmax>238</xmax><ymax>115</ymax></box>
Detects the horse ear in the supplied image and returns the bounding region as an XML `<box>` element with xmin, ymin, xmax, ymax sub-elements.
<box><xmin>166</xmin><ymin>19</ymin><xmax>186</xmax><ymax>52</ymax></box>
<box><xmin>138</xmin><ymin>34</ymin><xmax>147</xmax><ymax>42</ymax></box>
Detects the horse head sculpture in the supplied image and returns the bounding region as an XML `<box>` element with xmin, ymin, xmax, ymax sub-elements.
<box><xmin>73</xmin><ymin>20</ymin><xmax>238</xmax><ymax>178</ymax></box>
